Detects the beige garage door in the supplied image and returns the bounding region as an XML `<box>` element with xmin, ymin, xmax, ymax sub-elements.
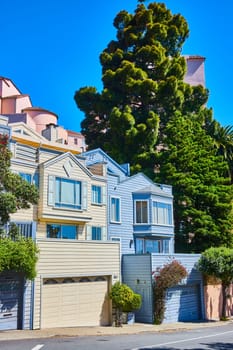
<box><xmin>41</xmin><ymin>276</ymin><xmax>110</xmax><ymax>328</ymax></box>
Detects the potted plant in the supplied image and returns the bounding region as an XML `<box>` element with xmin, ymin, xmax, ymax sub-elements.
<box><xmin>109</xmin><ymin>282</ymin><xmax>142</xmax><ymax>326</ymax></box>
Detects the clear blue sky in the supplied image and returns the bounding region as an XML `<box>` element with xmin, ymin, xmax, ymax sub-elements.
<box><xmin>1</xmin><ymin>1</ymin><xmax>232</xmax><ymax>132</ymax></box>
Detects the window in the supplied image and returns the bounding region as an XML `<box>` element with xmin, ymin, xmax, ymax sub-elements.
<box><xmin>92</xmin><ymin>185</ymin><xmax>102</xmax><ymax>204</ymax></box>
<box><xmin>135</xmin><ymin>200</ymin><xmax>148</xmax><ymax>223</ymax></box>
<box><xmin>19</xmin><ymin>172</ymin><xmax>39</xmax><ymax>187</ymax></box>
<box><xmin>47</xmin><ymin>224</ymin><xmax>77</xmax><ymax>239</ymax></box>
<box><xmin>135</xmin><ymin>238</ymin><xmax>170</xmax><ymax>254</ymax></box>
<box><xmin>152</xmin><ymin>202</ymin><xmax>172</xmax><ymax>225</ymax></box>
<box><xmin>19</xmin><ymin>172</ymin><xmax>32</xmax><ymax>183</ymax></box>
<box><xmin>92</xmin><ymin>226</ymin><xmax>102</xmax><ymax>240</ymax></box>
<box><xmin>110</xmin><ymin>197</ymin><xmax>120</xmax><ymax>223</ymax></box>
<box><xmin>55</xmin><ymin>177</ymin><xmax>81</xmax><ymax>209</ymax></box>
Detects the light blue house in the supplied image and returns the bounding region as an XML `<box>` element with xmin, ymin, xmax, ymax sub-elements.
<box><xmin>83</xmin><ymin>148</ymin><xmax>174</xmax><ymax>255</ymax></box>
<box><xmin>84</xmin><ymin>149</ymin><xmax>205</xmax><ymax>324</ymax></box>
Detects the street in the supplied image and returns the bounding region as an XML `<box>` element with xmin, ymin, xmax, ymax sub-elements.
<box><xmin>0</xmin><ymin>323</ymin><xmax>232</xmax><ymax>350</ymax></box>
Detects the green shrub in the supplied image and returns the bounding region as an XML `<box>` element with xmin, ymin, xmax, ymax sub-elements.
<box><xmin>153</xmin><ymin>260</ymin><xmax>187</xmax><ymax>324</ymax></box>
<box><xmin>109</xmin><ymin>282</ymin><xmax>142</xmax><ymax>326</ymax></box>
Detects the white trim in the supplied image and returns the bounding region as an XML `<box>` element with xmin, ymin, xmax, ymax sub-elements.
<box><xmin>109</xmin><ymin>196</ymin><xmax>121</xmax><ymax>223</ymax></box>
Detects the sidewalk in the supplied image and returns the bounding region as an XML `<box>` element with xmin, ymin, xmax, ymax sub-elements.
<box><xmin>0</xmin><ymin>319</ymin><xmax>232</xmax><ymax>342</ymax></box>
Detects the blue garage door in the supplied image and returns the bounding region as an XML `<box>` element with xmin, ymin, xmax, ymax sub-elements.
<box><xmin>0</xmin><ymin>273</ymin><xmax>23</xmax><ymax>330</ymax></box>
<box><xmin>163</xmin><ymin>284</ymin><xmax>201</xmax><ymax>323</ymax></box>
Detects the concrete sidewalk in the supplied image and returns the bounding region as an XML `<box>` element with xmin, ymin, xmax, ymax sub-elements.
<box><xmin>0</xmin><ymin>319</ymin><xmax>232</xmax><ymax>342</ymax></box>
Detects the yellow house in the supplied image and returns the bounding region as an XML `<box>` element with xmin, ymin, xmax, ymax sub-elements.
<box><xmin>7</xmin><ymin>121</ymin><xmax>120</xmax><ymax>329</ymax></box>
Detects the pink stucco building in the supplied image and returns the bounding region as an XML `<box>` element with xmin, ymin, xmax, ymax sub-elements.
<box><xmin>184</xmin><ymin>55</ymin><xmax>206</xmax><ymax>87</ymax></box>
<box><xmin>0</xmin><ymin>76</ymin><xmax>86</xmax><ymax>152</ymax></box>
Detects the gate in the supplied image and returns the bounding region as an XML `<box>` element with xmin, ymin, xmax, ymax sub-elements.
<box><xmin>0</xmin><ymin>273</ymin><xmax>23</xmax><ymax>330</ymax></box>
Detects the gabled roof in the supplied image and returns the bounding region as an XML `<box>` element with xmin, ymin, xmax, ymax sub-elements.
<box><xmin>83</xmin><ymin>148</ymin><xmax>129</xmax><ymax>176</ymax></box>
<box><xmin>41</xmin><ymin>151</ymin><xmax>94</xmax><ymax>178</ymax></box>
<box><xmin>121</xmin><ymin>173</ymin><xmax>173</xmax><ymax>198</ymax></box>
<box><xmin>10</xmin><ymin>122</ymin><xmax>47</xmax><ymax>142</ymax></box>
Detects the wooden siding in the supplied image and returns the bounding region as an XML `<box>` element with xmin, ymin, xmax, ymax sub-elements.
<box><xmin>122</xmin><ymin>254</ymin><xmax>153</xmax><ymax>323</ymax></box>
<box><xmin>10</xmin><ymin>162</ymin><xmax>38</xmax><ymax>222</ymax></box>
<box><xmin>108</xmin><ymin>173</ymin><xmax>174</xmax><ymax>255</ymax></box>
<box><xmin>38</xmin><ymin>155</ymin><xmax>107</xmax><ymax>230</ymax></box>
<box><xmin>150</xmin><ymin>254</ymin><xmax>203</xmax><ymax>284</ymax></box>
<box><xmin>122</xmin><ymin>253</ymin><xmax>205</xmax><ymax>324</ymax></box>
<box><xmin>22</xmin><ymin>280</ymin><xmax>33</xmax><ymax>329</ymax></box>
<box><xmin>33</xmin><ymin>239</ymin><xmax>120</xmax><ymax>329</ymax></box>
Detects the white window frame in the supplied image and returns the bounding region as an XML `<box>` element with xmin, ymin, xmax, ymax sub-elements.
<box><xmin>91</xmin><ymin>185</ymin><xmax>106</xmax><ymax>205</ymax></box>
<box><xmin>110</xmin><ymin>196</ymin><xmax>121</xmax><ymax>223</ymax></box>
<box><xmin>48</xmin><ymin>175</ymin><xmax>87</xmax><ymax>210</ymax></box>
<box><xmin>134</xmin><ymin>200</ymin><xmax>149</xmax><ymax>224</ymax></box>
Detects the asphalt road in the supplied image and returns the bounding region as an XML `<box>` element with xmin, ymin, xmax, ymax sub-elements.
<box><xmin>0</xmin><ymin>324</ymin><xmax>233</xmax><ymax>350</ymax></box>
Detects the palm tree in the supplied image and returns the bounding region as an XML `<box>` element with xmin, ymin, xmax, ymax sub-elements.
<box><xmin>205</xmin><ymin>119</ymin><xmax>233</xmax><ymax>182</ymax></box>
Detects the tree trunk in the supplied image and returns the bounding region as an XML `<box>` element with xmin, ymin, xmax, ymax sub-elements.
<box><xmin>221</xmin><ymin>283</ymin><xmax>229</xmax><ymax>319</ymax></box>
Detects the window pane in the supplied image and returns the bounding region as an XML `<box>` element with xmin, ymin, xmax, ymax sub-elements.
<box><xmin>55</xmin><ymin>177</ymin><xmax>81</xmax><ymax>209</ymax></box>
<box><xmin>141</xmin><ymin>201</ymin><xmax>148</xmax><ymax>223</ymax></box>
<box><xmin>136</xmin><ymin>201</ymin><xmax>148</xmax><ymax>223</ymax></box>
<box><xmin>61</xmin><ymin>179</ymin><xmax>75</xmax><ymax>205</ymax></box>
<box><xmin>61</xmin><ymin>225</ymin><xmax>77</xmax><ymax>239</ymax></box>
<box><xmin>111</xmin><ymin>197</ymin><xmax>120</xmax><ymax>222</ymax></box>
<box><xmin>153</xmin><ymin>202</ymin><xmax>172</xmax><ymax>225</ymax></box>
<box><xmin>47</xmin><ymin>224</ymin><xmax>77</xmax><ymax>239</ymax></box>
<box><xmin>145</xmin><ymin>240</ymin><xmax>160</xmax><ymax>253</ymax></box>
<box><xmin>92</xmin><ymin>185</ymin><xmax>101</xmax><ymax>204</ymax></box>
<box><xmin>19</xmin><ymin>172</ymin><xmax>32</xmax><ymax>183</ymax></box>
<box><xmin>92</xmin><ymin>227</ymin><xmax>102</xmax><ymax>240</ymax></box>
<box><xmin>47</xmin><ymin>224</ymin><xmax>61</xmax><ymax>238</ymax></box>
<box><xmin>135</xmin><ymin>239</ymin><xmax>144</xmax><ymax>254</ymax></box>
<box><xmin>163</xmin><ymin>239</ymin><xmax>169</xmax><ymax>253</ymax></box>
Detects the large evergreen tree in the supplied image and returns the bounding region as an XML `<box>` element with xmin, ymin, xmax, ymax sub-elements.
<box><xmin>74</xmin><ymin>1</ymin><xmax>233</xmax><ymax>251</ymax></box>
<box><xmin>74</xmin><ymin>1</ymin><xmax>208</xmax><ymax>176</ymax></box>
<box><xmin>156</xmin><ymin>114</ymin><xmax>233</xmax><ymax>252</ymax></box>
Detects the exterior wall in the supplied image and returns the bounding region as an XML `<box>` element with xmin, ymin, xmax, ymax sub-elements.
<box><xmin>0</xmin><ymin>77</ymin><xmax>21</xmax><ymax>98</ymax></box>
<box><xmin>9</xmin><ymin>160</ymin><xmax>38</xmax><ymax>223</ymax></box>
<box><xmin>23</xmin><ymin>109</ymin><xmax>58</xmax><ymax>134</ymax></box>
<box><xmin>123</xmin><ymin>253</ymin><xmax>205</xmax><ymax>324</ymax></box>
<box><xmin>38</xmin><ymin>154</ymin><xmax>107</xmax><ymax>233</ymax></box>
<box><xmin>84</xmin><ymin>149</ymin><xmax>174</xmax><ymax>256</ymax></box>
<box><xmin>204</xmin><ymin>283</ymin><xmax>233</xmax><ymax>320</ymax></box>
<box><xmin>15</xmin><ymin>96</ymin><xmax>32</xmax><ymax>113</ymax></box>
<box><xmin>108</xmin><ymin>174</ymin><xmax>173</xmax><ymax>255</ymax></box>
<box><xmin>33</xmin><ymin>239</ymin><xmax>120</xmax><ymax>329</ymax></box>
<box><xmin>151</xmin><ymin>254</ymin><xmax>205</xmax><ymax>321</ymax></box>
<box><xmin>184</xmin><ymin>56</ymin><xmax>205</xmax><ymax>87</ymax></box>
<box><xmin>22</xmin><ymin>280</ymin><xmax>33</xmax><ymax>329</ymax></box>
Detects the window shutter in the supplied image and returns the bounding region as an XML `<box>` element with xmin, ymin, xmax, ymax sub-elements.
<box><xmin>82</xmin><ymin>181</ymin><xmax>87</xmax><ymax>210</ymax></box>
<box><xmin>33</xmin><ymin>173</ymin><xmax>39</xmax><ymax>188</ymax></box>
<box><xmin>102</xmin><ymin>226</ymin><xmax>107</xmax><ymax>241</ymax></box>
<box><xmin>48</xmin><ymin>175</ymin><xmax>55</xmax><ymax>206</ymax></box>
<box><xmin>102</xmin><ymin>186</ymin><xmax>106</xmax><ymax>204</ymax></box>
<box><xmin>86</xmin><ymin>225</ymin><xmax>92</xmax><ymax>240</ymax></box>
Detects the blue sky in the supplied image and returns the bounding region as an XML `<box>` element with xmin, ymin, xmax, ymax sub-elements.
<box><xmin>1</xmin><ymin>1</ymin><xmax>232</xmax><ymax>132</ymax></box>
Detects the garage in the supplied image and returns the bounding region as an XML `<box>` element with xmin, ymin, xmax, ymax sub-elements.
<box><xmin>41</xmin><ymin>276</ymin><xmax>110</xmax><ymax>328</ymax></box>
<box><xmin>164</xmin><ymin>284</ymin><xmax>201</xmax><ymax>323</ymax></box>
<box><xmin>0</xmin><ymin>273</ymin><xmax>23</xmax><ymax>330</ymax></box>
